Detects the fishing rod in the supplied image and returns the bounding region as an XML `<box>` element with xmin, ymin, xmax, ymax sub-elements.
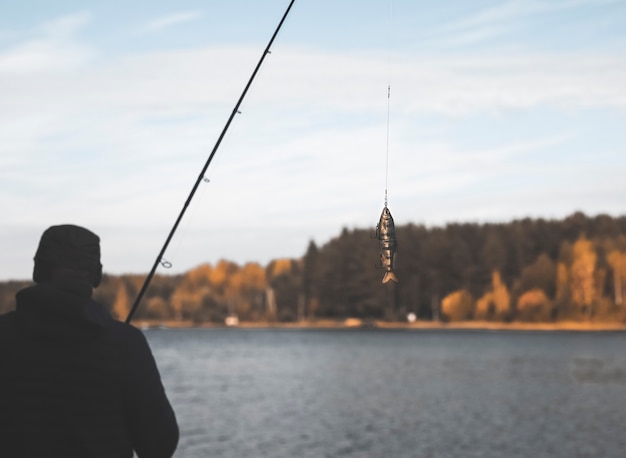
<box><xmin>125</xmin><ymin>0</ymin><xmax>296</xmax><ymax>323</ymax></box>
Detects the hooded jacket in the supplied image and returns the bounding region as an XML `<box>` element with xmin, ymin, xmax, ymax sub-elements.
<box><xmin>0</xmin><ymin>281</ymin><xmax>179</xmax><ymax>458</ymax></box>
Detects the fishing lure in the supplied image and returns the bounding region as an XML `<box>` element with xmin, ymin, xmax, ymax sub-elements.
<box><xmin>376</xmin><ymin>205</ymin><xmax>398</xmax><ymax>283</ymax></box>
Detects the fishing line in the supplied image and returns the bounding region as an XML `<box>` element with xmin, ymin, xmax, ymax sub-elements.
<box><xmin>125</xmin><ymin>0</ymin><xmax>296</xmax><ymax>323</ymax></box>
<box><xmin>377</xmin><ymin>0</ymin><xmax>394</xmax><ymax>212</ymax></box>
<box><xmin>374</xmin><ymin>0</ymin><xmax>399</xmax><ymax>285</ymax></box>
<box><xmin>385</xmin><ymin>84</ymin><xmax>390</xmax><ymax>208</ymax></box>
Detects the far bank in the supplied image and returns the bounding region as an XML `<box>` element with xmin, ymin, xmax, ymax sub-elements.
<box><xmin>133</xmin><ymin>318</ymin><xmax>626</xmax><ymax>332</ymax></box>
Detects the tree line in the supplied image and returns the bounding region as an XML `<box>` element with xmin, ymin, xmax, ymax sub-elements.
<box><xmin>1</xmin><ymin>211</ymin><xmax>625</xmax><ymax>324</ymax></box>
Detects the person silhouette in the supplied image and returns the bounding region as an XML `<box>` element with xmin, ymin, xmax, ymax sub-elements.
<box><xmin>0</xmin><ymin>224</ymin><xmax>179</xmax><ymax>457</ymax></box>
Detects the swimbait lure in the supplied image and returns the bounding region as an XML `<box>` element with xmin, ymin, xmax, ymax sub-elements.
<box><xmin>376</xmin><ymin>206</ymin><xmax>398</xmax><ymax>283</ymax></box>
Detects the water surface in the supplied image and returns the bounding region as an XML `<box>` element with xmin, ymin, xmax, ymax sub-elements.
<box><xmin>146</xmin><ymin>328</ymin><xmax>626</xmax><ymax>458</ymax></box>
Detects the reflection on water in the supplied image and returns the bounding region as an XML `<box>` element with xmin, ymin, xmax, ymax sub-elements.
<box><xmin>145</xmin><ymin>328</ymin><xmax>626</xmax><ymax>458</ymax></box>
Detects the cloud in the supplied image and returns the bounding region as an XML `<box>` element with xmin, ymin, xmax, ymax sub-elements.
<box><xmin>1</xmin><ymin>44</ymin><xmax>624</xmax><ymax>209</ymax></box>
<box><xmin>393</xmin><ymin>54</ymin><xmax>626</xmax><ymax>115</ymax></box>
<box><xmin>0</xmin><ymin>12</ymin><xmax>92</xmax><ymax>75</ymax></box>
<box><xmin>136</xmin><ymin>11</ymin><xmax>205</xmax><ymax>34</ymax></box>
<box><xmin>40</xmin><ymin>12</ymin><xmax>92</xmax><ymax>39</ymax></box>
<box><xmin>426</xmin><ymin>0</ymin><xmax>622</xmax><ymax>48</ymax></box>
<box><xmin>0</xmin><ymin>25</ymin><xmax>624</xmax><ymax>278</ymax></box>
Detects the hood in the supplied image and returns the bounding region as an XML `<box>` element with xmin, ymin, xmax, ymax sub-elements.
<box><xmin>15</xmin><ymin>282</ymin><xmax>112</xmax><ymax>342</ymax></box>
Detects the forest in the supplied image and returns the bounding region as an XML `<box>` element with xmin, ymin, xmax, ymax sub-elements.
<box><xmin>1</xmin><ymin>211</ymin><xmax>626</xmax><ymax>325</ymax></box>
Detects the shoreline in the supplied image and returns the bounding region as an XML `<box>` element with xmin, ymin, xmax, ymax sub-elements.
<box><xmin>134</xmin><ymin>319</ymin><xmax>626</xmax><ymax>332</ymax></box>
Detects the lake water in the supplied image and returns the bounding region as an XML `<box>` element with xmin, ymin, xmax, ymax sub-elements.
<box><xmin>145</xmin><ymin>328</ymin><xmax>626</xmax><ymax>458</ymax></box>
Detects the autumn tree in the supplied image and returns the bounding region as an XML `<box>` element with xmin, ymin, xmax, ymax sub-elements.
<box><xmin>3</xmin><ymin>211</ymin><xmax>626</xmax><ymax>325</ymax></box>
<box><xmin>607</xmin><ymin>251</ymin><xmax>626</xmax><ymax>306</ymax></box>
<box><xmin>230</xmin><ymin>262</ymin><xmax>266</xmax><ymax>320</ymax></box>
<box><xmin>475</xmin><ymin>271</ymin><xmax>511</xmax><ymax>321</ymax></box>
<box><xmin>171</xmin><ymin>263</ymin><xmax>219</xmax><ymax>321</ymax></box>
<box><xmin>515</xmin><ymin>253</ymin><xmax>557</xmax><ymax>299</ymax></box>
<box><xmin>517</xmin><ymin>289</ymin><xmax>552</xmax><ymax>322</ymax></box>
<box><xmin>209</xmin><ymin>260</ymin><xmax>239</xmax><ymax>295</ymax></box>
<box><xmin>441</xmin><ymin>289</ymin><xmax>473</xmax><ymax>321</ymax></box>
<box><xmin>569</xmin><ymin>236</ymin><xmax>597</xmax><ymax>317</ymax></box>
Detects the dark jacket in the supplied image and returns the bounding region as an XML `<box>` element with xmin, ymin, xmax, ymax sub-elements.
<box><xmin>0</xmin><ymin>281</ymin><xmax>179</xmax><ymax>458</ymax></box>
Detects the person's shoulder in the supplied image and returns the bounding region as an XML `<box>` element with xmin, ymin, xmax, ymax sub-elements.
<box><xmin>88</xmin><ymin>299</ymin><xmax>145</xmax><ymax>339</ymax></box>
<box><xmin>105</xmin><ymin>318</ymin><xmax>150</xmax><ymax>345</ymax></box>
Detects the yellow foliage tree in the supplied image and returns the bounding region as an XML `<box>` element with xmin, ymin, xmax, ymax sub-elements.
<box><xmin>267</xmin><ymin>258</ymin><xmax>293</xmax><ymax>280</ymax></box>
<box><xmin>240</xmin><ymin>262</ymin><xmax>266</xmax><ymax>290</ymax></box>
<box><xmin>492</xmin><ymin>271</ymin><xmax>511</xmax><ymax>316</ymax></box>
<box><xmin>223</xmin><ymin>264</ymin><xmax>261</xmax><ymax>318</ymax></box>
<box><xmin>607</xmin><ymin>251</ymin><xmax>626</xmax><ymax>305</ymax></box>
<box><xmin>475</xmin><ymin>271</ymin><xmax>510</xmax><ymax>320</ymax></box>
<box><xmin>569</xmin><ymin>236</ymin><xmax>597</xmax><ymax>312</ymax></box>
<box><xmin>474</xmin><ymin>294</ymin><xmax>491</xmax><ymax>320</ymax></box>
<box><xmin>441</xmin><ymin>289</ymin><xmax>473</xmax><ymax>321</ymax></box>
<box><xmin>186</xmin><ymin>263</ymin><xmax>212</xmax><ymax>286</ymax></box>
<box><xmin>227</xmin><ymin>270</ymin><xmax>244</xmax><ymax>297</ymax></box>
<box><xmin>555</xmin><ymin>262</ymin><xmax>569</xmax><ymax>304</ymax></box>
<box><xmin>170</xmin><ymin>263</ymin><xmax>224</xmax><ymax>321</ymax></box>
<box><xmin>208</xmin><ymin>260</ymin><xmax>239</xmax><ymax>290</ymax></box>
<box><xmin>517</xmin><ymin>289</ymin><xmax>552</xmax><ymax>322</ymax></box>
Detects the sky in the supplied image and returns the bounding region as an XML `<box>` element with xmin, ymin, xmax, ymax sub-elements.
<box><xmin>0</xmin><ymin>0</ymin><xmax>625</xmax><ymax>281</ymax></box>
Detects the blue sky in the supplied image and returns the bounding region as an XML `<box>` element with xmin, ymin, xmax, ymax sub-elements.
<box><xmin>1</xmin><ymin>0</ymin><xmax>625</xmax><ymax>281</ymax></box>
